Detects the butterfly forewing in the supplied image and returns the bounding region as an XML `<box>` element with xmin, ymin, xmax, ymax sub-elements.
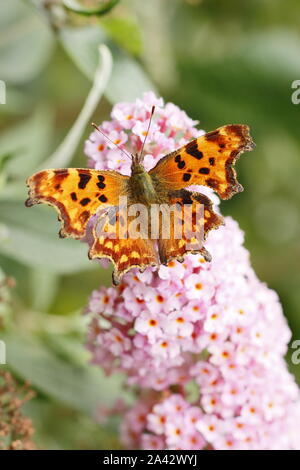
<box><xmin>25</xmin><ymin>168</ymin><xmax>128</xmax><ymax>238</ymax></box>
<box><xmin>149</xmin><ymin>124</ymin><xmax>255</xmax><ymax>199</ymax></box>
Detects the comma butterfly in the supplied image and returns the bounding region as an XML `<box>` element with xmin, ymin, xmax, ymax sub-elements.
<box><xmin>25</xmin><ymin>108</ymin><xmax>255</xmax><ymax>285</ymax></box>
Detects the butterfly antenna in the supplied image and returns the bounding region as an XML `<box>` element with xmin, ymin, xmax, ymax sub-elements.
<box><xmin>138</xmin><ymin>105</ymin><xmax>155</xmax><ymax>163</ymax></box>
<box><xmin>91</xmin><ymin>123</ymin><xmax>132</xmax><ymax>161</ymax></box>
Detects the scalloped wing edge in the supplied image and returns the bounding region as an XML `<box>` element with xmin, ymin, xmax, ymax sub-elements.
<box><xmin>25</xmin><ymin>170</ymin><xmax>89</xmax><ymax>239</ymax></box>
<box><xmin>219</xmin><ymin>124</ymin><xmax>255</xmax><ymax>200</ymax></box>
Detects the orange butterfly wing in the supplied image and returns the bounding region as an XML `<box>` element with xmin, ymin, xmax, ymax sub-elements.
<box><xmin>157</xmin><ymin>189</ymin><xmax>223</xmax><ymax>265</ymax></box>
<box><xmin>149</xmin><ymin>124</ymin><xmax>255</xmax><ymax>199</ymax></box>
<box><xmin>89</xmin><ymin>206</ymin><xmax>158</xmax><ymax>285</ymax></box>
<box><xmin>25</xmin><ymin>169</ymin><xmax>128</xmax><ymax>238</ymax></box>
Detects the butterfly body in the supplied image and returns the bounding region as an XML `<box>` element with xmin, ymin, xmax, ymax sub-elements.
<box><xmin>26</xmin><ymin>124</ymin><xmax>255</xmax><ymax>285</ymax></box>
<box><xmin>129</xmin><ymin>162</ymin><xmax>164</xmax><ymax>205</ymax></box>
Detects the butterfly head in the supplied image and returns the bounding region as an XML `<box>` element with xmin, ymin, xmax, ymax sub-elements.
<box><xmin>131</xmin><ymin>153</ymin><xmax>145</xmax><ymax>174</ymax></box>
<box><xmin>92</xmin><ymin>106</ymin><xmax>155</xmax><ymax>173</ymax></box>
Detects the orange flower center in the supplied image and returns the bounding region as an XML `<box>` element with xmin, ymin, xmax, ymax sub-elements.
<box><xmin>176</xmin><ymin>317</ymin><xmax>184</xmax><ymax>323</ymax></box>
<box><xmin>222</xmin><ymin>351</ymin><xmax>230</xmax><ymax>358</ymax></box>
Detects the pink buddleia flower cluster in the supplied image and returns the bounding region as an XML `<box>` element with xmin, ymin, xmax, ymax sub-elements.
<box><xmin>84</xmin><ymin>92</ymin><xmax>300</xmax><ymax>450</ymax></box>
<box><xmin>85</xmin><ymin>91</ymin><xmax>201</xmax><ymax>177</ymax></box>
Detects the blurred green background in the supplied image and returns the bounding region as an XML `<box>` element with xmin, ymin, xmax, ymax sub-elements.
<box><xmin>0</xmin><ymin>0</ymin><xmax>300</xmax><ymax>449</ymax></box>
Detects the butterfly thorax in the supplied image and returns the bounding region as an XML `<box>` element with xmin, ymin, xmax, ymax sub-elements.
<box><xmin>129</xmin><ymin>161</ymin><xmax>164</xmax><ymax>205</ymax></box>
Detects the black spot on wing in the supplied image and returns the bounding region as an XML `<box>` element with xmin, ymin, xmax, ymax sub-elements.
<box><xmin>183</xmin><ymin>173</ymin><xmax>191</xmax><ymax>182</ymax></box>
<box><xmin>199</xmin><ymin>167</ymin><xmax>210</xmax><ymax>175</ymax></box>
<box><xmin>78</xmin><ymin>172</ymin><xmax>91</xmax><ymax>189</ymax></box>
<box><xmin>185</xmin><ymin>141</ymin><xmax>203</xmax><ymax>160</ymax></box>
<box><xmin>80</xmin><ymin>197</ymin><xmax>91</xmax><ymax>206</ymax></box>
<box><xmin>97</xmin><ymin>175</ymin><xmax>106</xmax><ymax>189</ymax></box>
<box><xmin>98</xmin><ymin>194</ymin><xmax>108</xmax><ymax>203</ymax></box>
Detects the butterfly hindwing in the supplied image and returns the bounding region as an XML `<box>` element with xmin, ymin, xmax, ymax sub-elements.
<box><xmin>149</xmin><ymin>124</ymin><xmax>255</xmax><ymax>199</ymax></box>
<box><xmin>25</xmin><ymin>169</ymin><xmax>129</xmax><ymax>238</ymax></box>
<box><xmin>89</xmin><ymin>206</ymin><xmax>158</xmax><ymax>285</ymax></box>
<box><xmin>158</xmin><ymin>189</ymin><xmax>223</xmax><ymax>265</ymax></box>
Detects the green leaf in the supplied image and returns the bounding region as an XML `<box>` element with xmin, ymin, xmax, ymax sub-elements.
<box><xmin>0</xmin><ymin>105</ymin><xmax>54</xmax><ymax>179</ymax></box>
<box><xmin>101</xmin><ymin>17</ymin><xmax>142</xmax><ymax>56</ymax></box>
<box><xmin>0</xmin><ymin>201</ymin><xmax>95</xmax><ymax>274</ymax></box>
<box><xmin>105</xmin><ymin>47</ymin><xmax>156</xmax><ymax>103</ymax></box>
<box><xmin>42</xmin><ymin>44</ymin><xmax>112</xmax><ymax>169</ymax></box>
<box><xmin>0</xmin><ymin>106</ymin><xmax>54</xmax><ymax>202</ymax></box>
<box><xmin>4</xmin><ymin>334</ymin><xmax>125</xmax><ymax>414</ymax></box>
<box><xmin>0</xmin><ymin>0</ymin><xmax>54</xmax><ymax>84</ymax></box>
<box><xmin>0</xmin><ymin>86</ymin><xmax>34</xmax><ymax>115</ymax></box>
<box><xmin>23</xmin><ymin>399</ymin><xmax>121</xmax><ymax>450</ymax></box>
<box><xmin>0</xmin><ymin>153</ymin><xmax>14</xmax><ymax>194</ymax></box>
<box><xmin>0</xmin><ymin>264</ymin><xmax>11</xmax><ymax>319</ymax></box>
<box><xmin>63</xmin><ymin>0</ymin><xmax>120</xmax><ymax>16</ymax></box>
<box><xmin>60</xmin><ymin>26</ymin><xmax>157</xmax><ymax>103</ymax></box>
<box><xmin>60</xmin><ymin>26</ymin><xmax>106</xmax><ymax>79</ymax></box>
<box><xmin>29</xmin><ymin>268</ymin><xmax>59</xmax><ymax>312</ymax></box>
<box><xmin>0</xmin><ymin>153</ymin><xmax>13</xmax><ymax>171</ymax></box>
